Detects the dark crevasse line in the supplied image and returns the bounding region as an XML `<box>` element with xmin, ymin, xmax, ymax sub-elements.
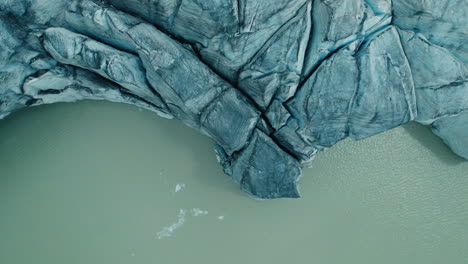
<box><xmin>216</xmin><ymin>116</ymin><xmax>261</xmax><ymax>167</ymax></box>
<box><xmin>394</xmin><ymin>28</ymin><xmax>418</xmax><ymax>120</ymax></box>
<box><xmin>294</xmin><ymin>0</ymin><xmax>394</xmax><ymax>105</ymax></box>
<box><xmin>392</xmin><ymin>22</ymin><xmax>467</xmax><ymax>63</ymax></box>
<box><xmin>345</xmin><ymin>47</ymin><xmax>363</xmax><ymax>137</ymax></box>
<box><xmin>29</xmin><ymin>73</ymin><xmax>168</xmax><ymax>114</ymax></box>
<box><xmin>347</xmin><ymin>26</ymin><xmax>417</xmax><ymax>140</ymax></box>
<box><xmin>254</xmin><ymin>1</ymin><xmax>313</xmax><ymax>114</ymax></box>
<box><xmin>304</xmin><ymin>23</ymin><xmax>391</xmax><ymax>87</ymax></box>
<box><xmin>298</xmin><ymin>0</ymin><xmax>315</xmax><ymax>79</ymax></box>
<box><xmin>394</xmin><ymin>23</ymin><xmax>467</xmax><ymax>121</ymax></box>
<box><xmin>202</xmin><ymin>90</ymin><xmax>301</xmax><ymax>166</ymax></box>
<box><xmin>390</xmin><ymin>0</ymin><xmax>466</xmax><ymax>63</ymax></box>
<box><xmin>389</xmin><ymin>0</ymin><xmax>395</xmax><ymax>24</ymax></box>
<box><xmin>18</xmin><ymin>65</ymin><xmax>43</xmax><ymax>95</ymax></box>
<box><xmin>286</xmin><ymin>20</ymin><xmax>393</xmax><ymax>109</ymax></box>
<box><xmin>419</xmin><ymin>80</ymin><xmax>468</xmax><ymax>91</ymax></box>
<box><xmin>135</xmin><ymin>57</ymin><xmax>173</xmax><ymax>114</ymax></box>
<box><xmin>364</xmin><ymin>0</ymin><xmax>386</xmax><ymax>15</ymax></box>
<box><xmin>119</xmin><ymin>88</ymin><xmax>170</xmax><ymax>111</ymax></box>
<box><xmin>37</xmin><ymin>82</ymin><xmax>169</xmax><ymax>114</ymax></box>
<box><xmin>257</xmin><ymin>110</ymin><xmax>303</xmax><ymax>160</ymax></box>
<box><xmin>354</xmin><ymin>23</ymin><xmax>393</xmax><ymax>55</ymax></box>
<box><xmin>238</xmin><ymin>0</ymin><xmax>311</xmax><ymax>79</ymax></box>
<box><xmin>268</xmin><ymin>130</ymin><xmax>304</xmax><ymax>161</ymax></box>
<box><xmin>143</xmin><ymin>79</ymin><xmax>172</xmax><ymax>115</ymax></box>
<box><xmin>188</xmin><ymin>45</ymin><xmax>264</xmax><ymax>114</ymax></box>
<box><xmin>37</xmin><ymin>84</ymin><xmax>92</xmax><ymax>96</ymax></box>
<box><xmin>236</xmin><ymin>0</ymin><xmax>242</xmax><ymax>33</ymax></box>
<box><xmin>167</xmin><ymin>0</ymin><xmax>183</xmax><ymax>28</ymax></box>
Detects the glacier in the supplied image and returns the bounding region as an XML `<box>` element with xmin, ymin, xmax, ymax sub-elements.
<box><xmin>0</xmin><ymin>0</ymin><xmax>467</xmax><ymax>199</ymax></box>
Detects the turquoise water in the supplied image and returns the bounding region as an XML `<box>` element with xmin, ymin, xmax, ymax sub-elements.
<box><xmin>0</xmin><ymin>101</ymin><xmax>467</xmax><ymax>264</ymax></box>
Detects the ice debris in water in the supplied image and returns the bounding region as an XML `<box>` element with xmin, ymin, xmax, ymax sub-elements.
<box><xmin>191</xmin><ymin>208</ymin><xmax>208</xmax><ymax>216</ymax></box>
<box><xmin>156</xmin><ymin>209</ymin><xmax>186</xmax><ymax>240</ymax></box>
<box><xmin>156</xmin><ymin>208</ymin><xmax>209</xmax><ymax>239</ymax></box>
<box><xmin>175</xmin><ymin>183</ymin><xmax>185</xmax><ymax>193</ymax></box>
<box><xmin>0</xmin><ymin>0</ymin><xmax>467</xmax><ymax>199</ymax></box>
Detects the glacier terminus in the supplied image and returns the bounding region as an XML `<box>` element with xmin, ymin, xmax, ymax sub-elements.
<box><xmin>0</xmin><ymin>0</ymin><xmax>467</xmax><ymax>199</ymax></box>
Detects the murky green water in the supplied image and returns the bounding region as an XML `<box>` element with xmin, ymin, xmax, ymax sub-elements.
<box><xmin>0</xmin><ymin>101</ymin><xmax>467</xmax><ymax>264</ymax></box>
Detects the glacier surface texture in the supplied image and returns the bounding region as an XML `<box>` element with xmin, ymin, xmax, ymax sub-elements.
<box><xmin>0</xmin><ymin>0</ymin><xmax>467</xmax><ymax>198</ymax></box>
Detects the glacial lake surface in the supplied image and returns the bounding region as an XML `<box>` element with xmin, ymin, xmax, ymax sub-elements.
<box><xmin>1</xmin><ymin>101</ymin><xmax>467</xmax><ymax>264</ymax></box>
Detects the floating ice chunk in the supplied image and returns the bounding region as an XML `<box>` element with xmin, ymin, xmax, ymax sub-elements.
<box><xmin>174</xmin><ymin>183</ymin><xmax>185</xmax><ymax>193</ymax></box>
